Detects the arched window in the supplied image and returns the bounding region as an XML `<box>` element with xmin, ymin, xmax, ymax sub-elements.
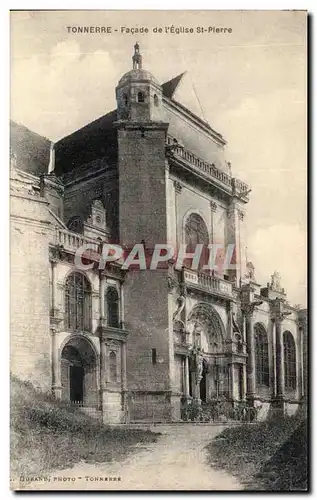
<box><xmin>283</xmin><ymin>331</ymin><xmax>296</xmax><ymax>390</ymax></box>
<box><xmin>154</xmin><ymin>94</ymin><xmax>159</xmax><ymax>106</ymax></box>
<box><xmin>255</xmin><ymin>323</ymin><xmax>269</xmax><ymax>387</ymax></box>
<box><xmin>106</xmin><ymin>287</ymin><xmax>120</xmax><ymax>328</ymax></box>
<box><xmin>109</xmin><ymin>351</ymin><xmax>117</xmax><ymax>382</ymax></box>
<box><xmin>67</xmin><ymin>216</ymin><xmax>83</xmax><ymax>234</ymax></box>
<box><xmin>137</xmin><ymin>91</ymin><xmax>145</xmax><ymax>103</ymax></box>
<box><xmin>65</xmin><ymin>273</ymin><xmax>92</xmax><ymax>331</ymax></box>
<box><xmin>123</xmin><ymin>93</ymin><xmax>128</xmax><ymax>106</ymax></box>
<box><xmin>184</xmin><ymin>213</ymin><xmax>209</xmax><ymax>269</ymax></box>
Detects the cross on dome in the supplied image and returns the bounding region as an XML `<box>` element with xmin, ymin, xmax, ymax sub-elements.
<box><xmin>132</xmin><ymin>42</ymin><xmax>142</xmax><ymax>69</ymax></box>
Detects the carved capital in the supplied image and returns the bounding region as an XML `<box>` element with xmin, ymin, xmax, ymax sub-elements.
<box><xmin>174</xmin><ymin>181</ymin><xmax>183</xmax><ymax>194</ymax></box>
<box><xmin>241</xmin><ymin>300</ymin><xmax>262</xmax><ymax>317</ymax></box>
<box><xmin>167</xmin><ymin>275</ymin><xmax>179</xmax><ymax>294</ymax></box>
<box><xmin>210</xmin><ymin>201</ymin><xmax>217</xmax><ymax>213</ymax></box>
<box><xmin>272</xmin><ymin>311</ymin><xmax>292</xmax><ymax>324</ymax></box>
<box><xmin>238</xmin><ymin>209</ymin><xmax>245</xmax><ymax>221</ymax></box>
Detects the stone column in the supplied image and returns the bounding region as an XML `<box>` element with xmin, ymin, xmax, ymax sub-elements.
<box><xmin>51</xmin><ymin>327</ymin><xmax>62</xmax><ymax>399</ymax></box>
<box><xmin>300</xmin><ymin>327</ymin><xmax>304</xmax><ymax>399</ymax></box>
<box><xmin>228</xmin><ymin>362</ymin><xmax>234</xmax><ymax>400</ymax></box>
<box><xmin>245</xmin><ymin>311</ymin><xmax>256</xmax><ymax>404</ymax></box>
<box><xmin>184</xmin><ymin>356</ymin><xmax>190</xmax><ymax>397</ymax></box>
<box><xmin>100</xmin><ymin>338</ymin><xmax>108</xmax><ymax>391</ymax></box>
<box><xmin>210</xmin><ymin>201</ymin><xmax>217</xmax><ymax>273</ymax></box>
<box><xmin>99</xmin><ymin>271</ymin><xmax>104</xmax><ymax>321</ymax></box>
<box><xmin>275</xmin><ymin>318</ymin><xmax>285</xmax><ymax>399</ymax></box>
<box><xmin>226</xmin><ymin>202</ymin><xmax>245</xmax><ymax>285</ymax></box>
<box><xmin>270</xmin><ymin>319</ymin><xmax>277</xmax><ymax>398</ymax></box>
<box><xmin>242</xmin><ymin>364</ymin><xmax>247</xmax><ymax>400</ymax></box>
<box><xmin>121</xmin><ymin>342</ymin><xmax>128</xmax><ymax>416</ymax></box>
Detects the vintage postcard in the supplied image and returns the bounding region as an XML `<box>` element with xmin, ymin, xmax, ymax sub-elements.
<box><xmin>10</xmin><ymin>10</ymin><xmax>307</xmax><ymax>491</ymax></box>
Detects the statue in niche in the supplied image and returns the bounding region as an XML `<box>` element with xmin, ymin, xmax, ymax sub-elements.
<box><xmin>189</xmin><ymin>345</ymin><xmax>204</xmax><ymax>384</ymax></box>
<box><xmin>232</xmin><ymin>312</ymin><xmax>241</xmax><ymax>334</ymax></box>
<box><xmin>195</xmin><ymin>352</ymin><xmax>204</xmax><ymax>384</ymax></box>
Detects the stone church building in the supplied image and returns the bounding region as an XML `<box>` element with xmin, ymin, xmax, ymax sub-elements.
<box><xmin>10</xmin><ymin>44</ymin><xmax>307</xmax><ymax>423</ymax></box>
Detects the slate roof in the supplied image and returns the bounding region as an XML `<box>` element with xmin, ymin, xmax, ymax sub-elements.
<box><xmin>162</xmin><ymin>72</ymin><xmax>185</xmax><ymax>99</ymax></box>
<box><xmin>54</xmin><ymin>109</ymin><xmax>118</xmax><ymax>176</ymax></box>
<box><xmin>10</xmin><ymin>120</ymin><xmax>52</xmax><ymax>176</ymax></box>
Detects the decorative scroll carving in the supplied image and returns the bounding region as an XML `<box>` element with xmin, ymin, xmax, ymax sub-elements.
<box><xmin>238</xmin><ymin>209</ymin><xmax>245</xmax><ymax>221</ymax></box>
<box><xmin>173</xmin><ymin>293</ymin><xmax>186</xmax><ymax>321</ymax></box>
<box><xmin>210</xmin><ymin>201</ymin><xmax>217</xmax><ymax>212</ymax></box>
<box><xmin>174</xmin><ymin>181</ymin><xmax>183</xmax><ymax>194</ymax></box>
<box><xmin>167</xmin><ymin>275</ymin><xmax>179</xmax><ymax>293</ymax></box>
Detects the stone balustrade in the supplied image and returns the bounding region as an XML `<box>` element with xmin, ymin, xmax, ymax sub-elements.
<box><xmin>184</xmin><ymin>268</ymin><xmax>233</xmax><ymax>297</ymax></box>
<box><xmin>166</xmin><ymin>135</ymin><xmax>249</xmax><ymax>195</ymax></box>
<box><xmin>55</xmin><ymin>228</ymin><xmax>100</xmax><ymax>253</ymax></box>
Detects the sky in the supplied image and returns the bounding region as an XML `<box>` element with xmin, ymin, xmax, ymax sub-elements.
<box><xmin>10</xmin><ymin>10</ymin><xmax>307</xmax><ymax>306</ymax></box>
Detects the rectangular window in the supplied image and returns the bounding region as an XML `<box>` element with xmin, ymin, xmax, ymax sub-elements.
<box><xmin>151</xmin><ymin>348</ymin><xmax>157</xmax><ymax>365</ymax></box>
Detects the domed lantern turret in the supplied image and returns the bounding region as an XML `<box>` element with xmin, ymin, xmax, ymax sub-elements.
<box><xmin>116</xmin><ymin>43</ymin><xmax>163</xmax><ymax>122</ymax></box>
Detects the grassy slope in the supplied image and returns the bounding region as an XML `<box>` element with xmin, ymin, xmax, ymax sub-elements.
<box><xmin>11</xmin><ymin>377</ymin><xmax>159</xmax><ymax>478</ymax></box>
<box><xmin>206</xmin><ymin>416</ymin><xmax>308</xmax><ymax>491</ymax></box>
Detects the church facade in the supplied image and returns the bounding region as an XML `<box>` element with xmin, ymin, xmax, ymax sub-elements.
<box><xmin>10</xmin><ymin>44</ymin><xmax>307</xmax><ymax>423</ymax></box>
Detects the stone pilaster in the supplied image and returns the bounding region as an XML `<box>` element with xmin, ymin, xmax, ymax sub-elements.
<box><xmin>270</xmin><ymin>298</ymin><xmax>291</xmax><ymax>415</ymax></box>
<box><xmin>270</xmin><ymin>319</ymin><xmax>277</xmax><ymax>398</ymax></box>
<box><xmin>51</xmin><ymin>327</ymin><xmax>62</xmax><ymax>399</ymax></box>
<box><xmin>121</xmin><ymin>342</ymin><xmax>128</xmax><ymax>413</ymax></box>
<box><xmin>245</xmin><ymin>310</ymin><xmax>256</xmax><ymax>403</ymax></box>
<box><xmin>184</xmin><ymin>356</ymin><xmax>190</xmax><ymax>397</ymax></box>
<box><xmin>274</xmin><ymin>318</ymin><xmax>285</xmax><ymax>399</ymax></box>
<box><xmin>241</xmin><ymin>284</ymin><xmax>263</xmax><ymax>406</ymax></box>
<box><xmin>100</xmin><ymin>337</ymin><xmax>108</xmax><ymax>393</ymax></box>
<box><xmin>226</xmin><ymin>202</ymin><xmax>245</xmax><ymax>285</ymax></box>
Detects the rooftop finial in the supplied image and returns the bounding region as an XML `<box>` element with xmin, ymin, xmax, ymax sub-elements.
<box><xmin>132</xmin><ymin>42</ymin><xmax>142</xmax><ymax>70</ymax></box>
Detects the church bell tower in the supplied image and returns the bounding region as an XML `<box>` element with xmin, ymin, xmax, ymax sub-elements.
<box><xmin>116</xmin><ymin>43</ymin><xmax>163</xmax><ymax>122</ymax></box>
<box><xmin>115</xmin><ymin>45</ymin><xmax>172</xmax><ymax>417</ymax></box>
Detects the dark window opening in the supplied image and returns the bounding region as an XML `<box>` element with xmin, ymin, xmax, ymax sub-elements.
<box><xmin>255</xmin><ymin>324</ymin><xmax>269</xmax><ymax>387</ymax></box>
<box><xmin>137</xmin><ymin>91</ymin><xmax>145</xmax><ymax>103</ymax></box>
<box><xmin>154</xmin><ymin>94</ymin><xmax>159</xmax><ymax>106</ymax></box>
<box><xmin>106</xmin><ymin>287</ymin><xmax>120</xmax><ymax>328</ymax></box>
<box><xmin>152</xmin><ymin>348</ymin><xmax>157</xmax><ymax>365</ymax></box>
<box><xmin>123</xmin><ymin>93</ymin><xmax>128</xmax><ymax>106</ymax></box>
<box><xmin>284</xmin><ymin>331</ymin><xmax>296</xmax><ymax>390</ymax></box>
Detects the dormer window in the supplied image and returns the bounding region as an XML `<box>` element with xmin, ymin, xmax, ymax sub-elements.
<box><xmin>137</xmin><ymin>91</ymin><xmax>145</xmax><ymax>103</ymax></box>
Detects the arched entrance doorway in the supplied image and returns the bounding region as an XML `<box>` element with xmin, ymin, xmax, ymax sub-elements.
<box><xmin>61</xmin><ymin>336</ymin><xmax>98</xmax><ymax>407</ymax></box>
<box><xmin>187</xmin><ymin>303</ymin><xmax>227</xmax><ymax>401</ymax></box>
<box><xmin>199</xmin><ymin>359</ymin><xmax>209</xmax><ymax>402</ymax></box>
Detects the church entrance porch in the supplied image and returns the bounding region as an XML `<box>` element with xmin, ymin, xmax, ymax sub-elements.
<box><xmin>69</xmin><ymin>365</ymin><xmax>84</xmax><ymax>403</ymax></box>
<box><xmin>60</xmin><ymin>335</ymin><xmax>99</xmax><ymax>409</ymax></box>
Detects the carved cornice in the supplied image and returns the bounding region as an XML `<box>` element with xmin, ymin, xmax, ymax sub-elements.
<box><xmin>99</xmin><ymin>324</ymin><xmax>129</xmax><ymax>343</ymax></box>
